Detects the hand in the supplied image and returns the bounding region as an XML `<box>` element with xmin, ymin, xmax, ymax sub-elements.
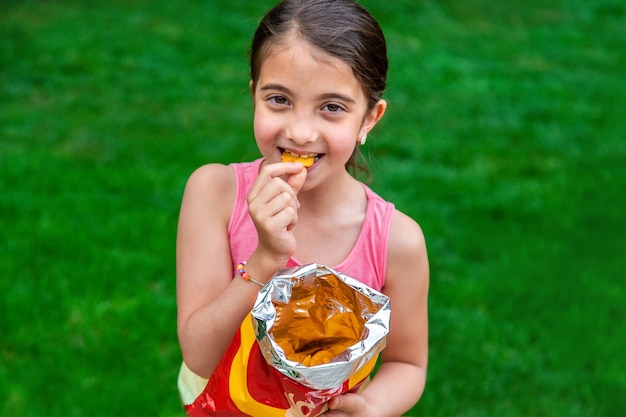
<box><xmin>323</xmin><ymin>393</ymin><xmax>368</xmax><ymax>416</ymax></box>
<box><xmin>247</xmin><ymin>162</ymin><xmax>307</xmax><ymax>266</ymax></box>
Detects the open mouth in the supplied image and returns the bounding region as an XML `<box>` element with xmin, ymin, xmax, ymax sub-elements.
<box><xmin>279</xmin><ymin>148</ymin><xmax>322</xmax><ymax>167</ymax></box>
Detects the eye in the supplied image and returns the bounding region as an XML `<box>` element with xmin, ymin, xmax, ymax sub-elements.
<box><xmin>322</xmin><ymin>103</ymin><xmax>345</xmax><ymax>113</ymax></box>
<box><xmin>268</xmin><ymin>95</ymin><xmax>290</xmax><ymax>106</ymax></box>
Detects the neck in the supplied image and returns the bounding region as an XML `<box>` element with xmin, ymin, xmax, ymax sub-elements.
<box><xmin>298</xmin><ymin>171</ymin><xmax>364</xmax><ymax>216</ymax></box>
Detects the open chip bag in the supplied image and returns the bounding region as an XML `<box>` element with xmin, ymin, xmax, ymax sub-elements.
<box><xmin>178</xmin><ymin>263</ymin><xmax>391</xmax><ymax>417</ymax></box>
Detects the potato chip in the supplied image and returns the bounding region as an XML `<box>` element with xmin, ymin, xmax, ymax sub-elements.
<box><xmin>281</xmin><ymin>152</ymin><xmax>315</xmax><ymax>167</ymax></box>
<box><xmin>271</xmin><ymin>273</ymin><xmax>378</xmax><ymax>366</ymax></box>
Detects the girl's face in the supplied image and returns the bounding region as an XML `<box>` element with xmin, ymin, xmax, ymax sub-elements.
<box><xmin>251</xmin><ymin>37</ymin><xmax>386</xmax><ymax>190</ymax></box>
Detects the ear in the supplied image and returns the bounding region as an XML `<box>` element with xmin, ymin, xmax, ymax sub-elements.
<box><xmin>359</xmin><ymin>99</ymin><xmax>387</xmax><ymax>139</ymax></box>
<box><xmin>249</xmin><ymin>80</ymin><xmax>255</xmax><ymax>99</ymax></box>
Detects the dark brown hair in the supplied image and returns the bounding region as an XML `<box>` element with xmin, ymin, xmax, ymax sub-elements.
<box><xmin>250</xmin><ymin>0</ymin><xmax>388</xmax><ymax>179</ymax></box>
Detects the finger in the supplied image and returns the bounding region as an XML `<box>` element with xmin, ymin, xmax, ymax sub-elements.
<box><xmin>273</xmin><ymin>205</ymin><xmax>299</xmax><ymax>231</ymax></box>
<box><xmin>327</xmin><ymin>393</ymin><xmax>366</xmax><ymax>414</ymax></box>
<box><xmin>286</xmin><ymin>165</ymin><xmax>307</xmax><ymax>194</ymax></box>
<box><xmin>248</xmin><ymin>177</ymin><xmax>299</xmax><ymax>214</ymax></box>
<box><xmin>327</xmin><ymin>396</ymin><xmax>340</xmax><ymax>410</ymax></box>
<box><xmin>249</xmin><ymin>162</ymin><xmax>306</xmax><ymax>198</ymax></box>
<box><xmin>255</xmin><ymin>189</ymin><xmax>298</xmax><ymax>220</ymax></box>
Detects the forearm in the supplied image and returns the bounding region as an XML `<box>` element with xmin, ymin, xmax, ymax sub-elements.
<box><xmin>360</xmin><ymin>361</ymin><xmax>427</xmax><ymax>417</ymax></box>
<box><xmin>177</xmin><ymin>251</ymin><xmax>284</xmax><ymax>378</ymax></box>
<box><xmin>178</xmin><ymin>277</ymin><xmax>258</xmax><ymax>378</ymax></box>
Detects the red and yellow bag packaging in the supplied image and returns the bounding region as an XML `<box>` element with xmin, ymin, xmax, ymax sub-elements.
<box><xmin>178</xmin><ymin>263</ymin><xmax>391</xmax><ymax>417</ymax></box>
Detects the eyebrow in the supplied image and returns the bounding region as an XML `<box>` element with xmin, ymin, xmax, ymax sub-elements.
<box><xmin>259</xmin><ymin>83</ymin><xmax>356</xmax><ymax>104</ymax></box>
<box><xmin>259</xmin><ymin>83</ymin><xmax>291</xmax><ymax>94</ymax></box>
<box><xmin>317</xmin><ymin>92</ymin><xmax>356</xmax><ymax>104</ymax></box>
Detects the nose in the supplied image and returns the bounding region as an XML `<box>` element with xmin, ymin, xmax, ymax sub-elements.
<box><xmin>285</xmin><ymin>112</ymin><xmax>319</xmax><ymax>145</ymax></box>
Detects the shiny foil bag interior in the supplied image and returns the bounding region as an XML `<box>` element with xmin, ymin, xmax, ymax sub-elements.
<box><xmin>251</xmin><ymin>263</ymin><xmax>390</xmax><ymax>390</ymax></box>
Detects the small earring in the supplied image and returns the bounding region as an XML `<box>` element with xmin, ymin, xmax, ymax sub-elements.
<box><xmin>360</xmin><ymin>134</ymin><xmax>367</xmax><ymax>145</ymax></box>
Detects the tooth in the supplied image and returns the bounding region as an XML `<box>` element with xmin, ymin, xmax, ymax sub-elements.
<box><xmin>285</xmin><ymin>151</ymin><xmax>318</xmax><ymax>158</ymax></box>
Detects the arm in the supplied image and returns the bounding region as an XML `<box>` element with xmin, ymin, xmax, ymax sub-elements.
<box><xmin>176</xmin><ymin>162</ymin><xmax>307</xmax><ymax>378</ymax></box>
<box><xmin>327</xmin><ymin>210</ymin><xmax>429</xmax><ymax>416</ymax></box>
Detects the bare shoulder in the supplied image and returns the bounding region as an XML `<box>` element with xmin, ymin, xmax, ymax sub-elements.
<box><xmin>184</xmin><ymin>163</ymin><xmax>235</xmax><ymax>197</ymax></box>
<box><xmin>181</xmin><ymin>163</ymin><xmax>235</xmax><ymax>218</ymax></box>
<box><xmin>385</xmin><ymin>209</ymin><xmax>429</xmax><ymax>292</ymax></box>
<box><xmin>389</xmin><ymin>210</ymin><xmax>427</xmax><ymax>263</ymax></box>
<box><xmin>177</xmin><ymin>163</ymin><xmax>236</xmax><ymax>320</ymax></box>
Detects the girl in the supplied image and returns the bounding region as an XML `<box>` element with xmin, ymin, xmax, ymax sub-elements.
<box><xmin>176</xmin><ymin>0</ymin><xmax>429</xmax><ymax>415</ymax></box>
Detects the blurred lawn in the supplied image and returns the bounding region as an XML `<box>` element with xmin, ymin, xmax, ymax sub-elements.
<box><xmin>1</xmin><ymin>0</ymin><xmax>625</xmax><ymax>416</ymax></box>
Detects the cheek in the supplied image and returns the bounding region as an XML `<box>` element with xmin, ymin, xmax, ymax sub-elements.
<box><xmin>333</xmin><ymin>127</ymin><xmax>359</xmax><ymax>155</ymax></box>
<box><xmin>253</xmin><ymin>108</ymin><xmax>280</xmax><ymax>143</ymax></box>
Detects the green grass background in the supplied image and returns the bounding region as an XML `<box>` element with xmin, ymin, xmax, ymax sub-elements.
<box><xmin>1</xmin><ymin>0</ymin><xmax>625</xmax><ymax>416</ymax></box>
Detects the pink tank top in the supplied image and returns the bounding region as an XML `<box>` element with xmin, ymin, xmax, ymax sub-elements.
<box><xmin>227</xmin><ymin>159</ymin><xmax>395</xmax><ymax>291</ymax></box>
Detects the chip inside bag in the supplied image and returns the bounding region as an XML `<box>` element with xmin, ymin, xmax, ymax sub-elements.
<box><xmin>178</xmin><ymin>263</ymin><xmax>390</xmax><ymax>417</ymax></box>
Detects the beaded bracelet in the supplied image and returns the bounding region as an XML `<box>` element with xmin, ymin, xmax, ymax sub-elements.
<box><xmin>237</xmin><ymin>261</ymin><xmax>265</xmax><ymax>287</ymax></box>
